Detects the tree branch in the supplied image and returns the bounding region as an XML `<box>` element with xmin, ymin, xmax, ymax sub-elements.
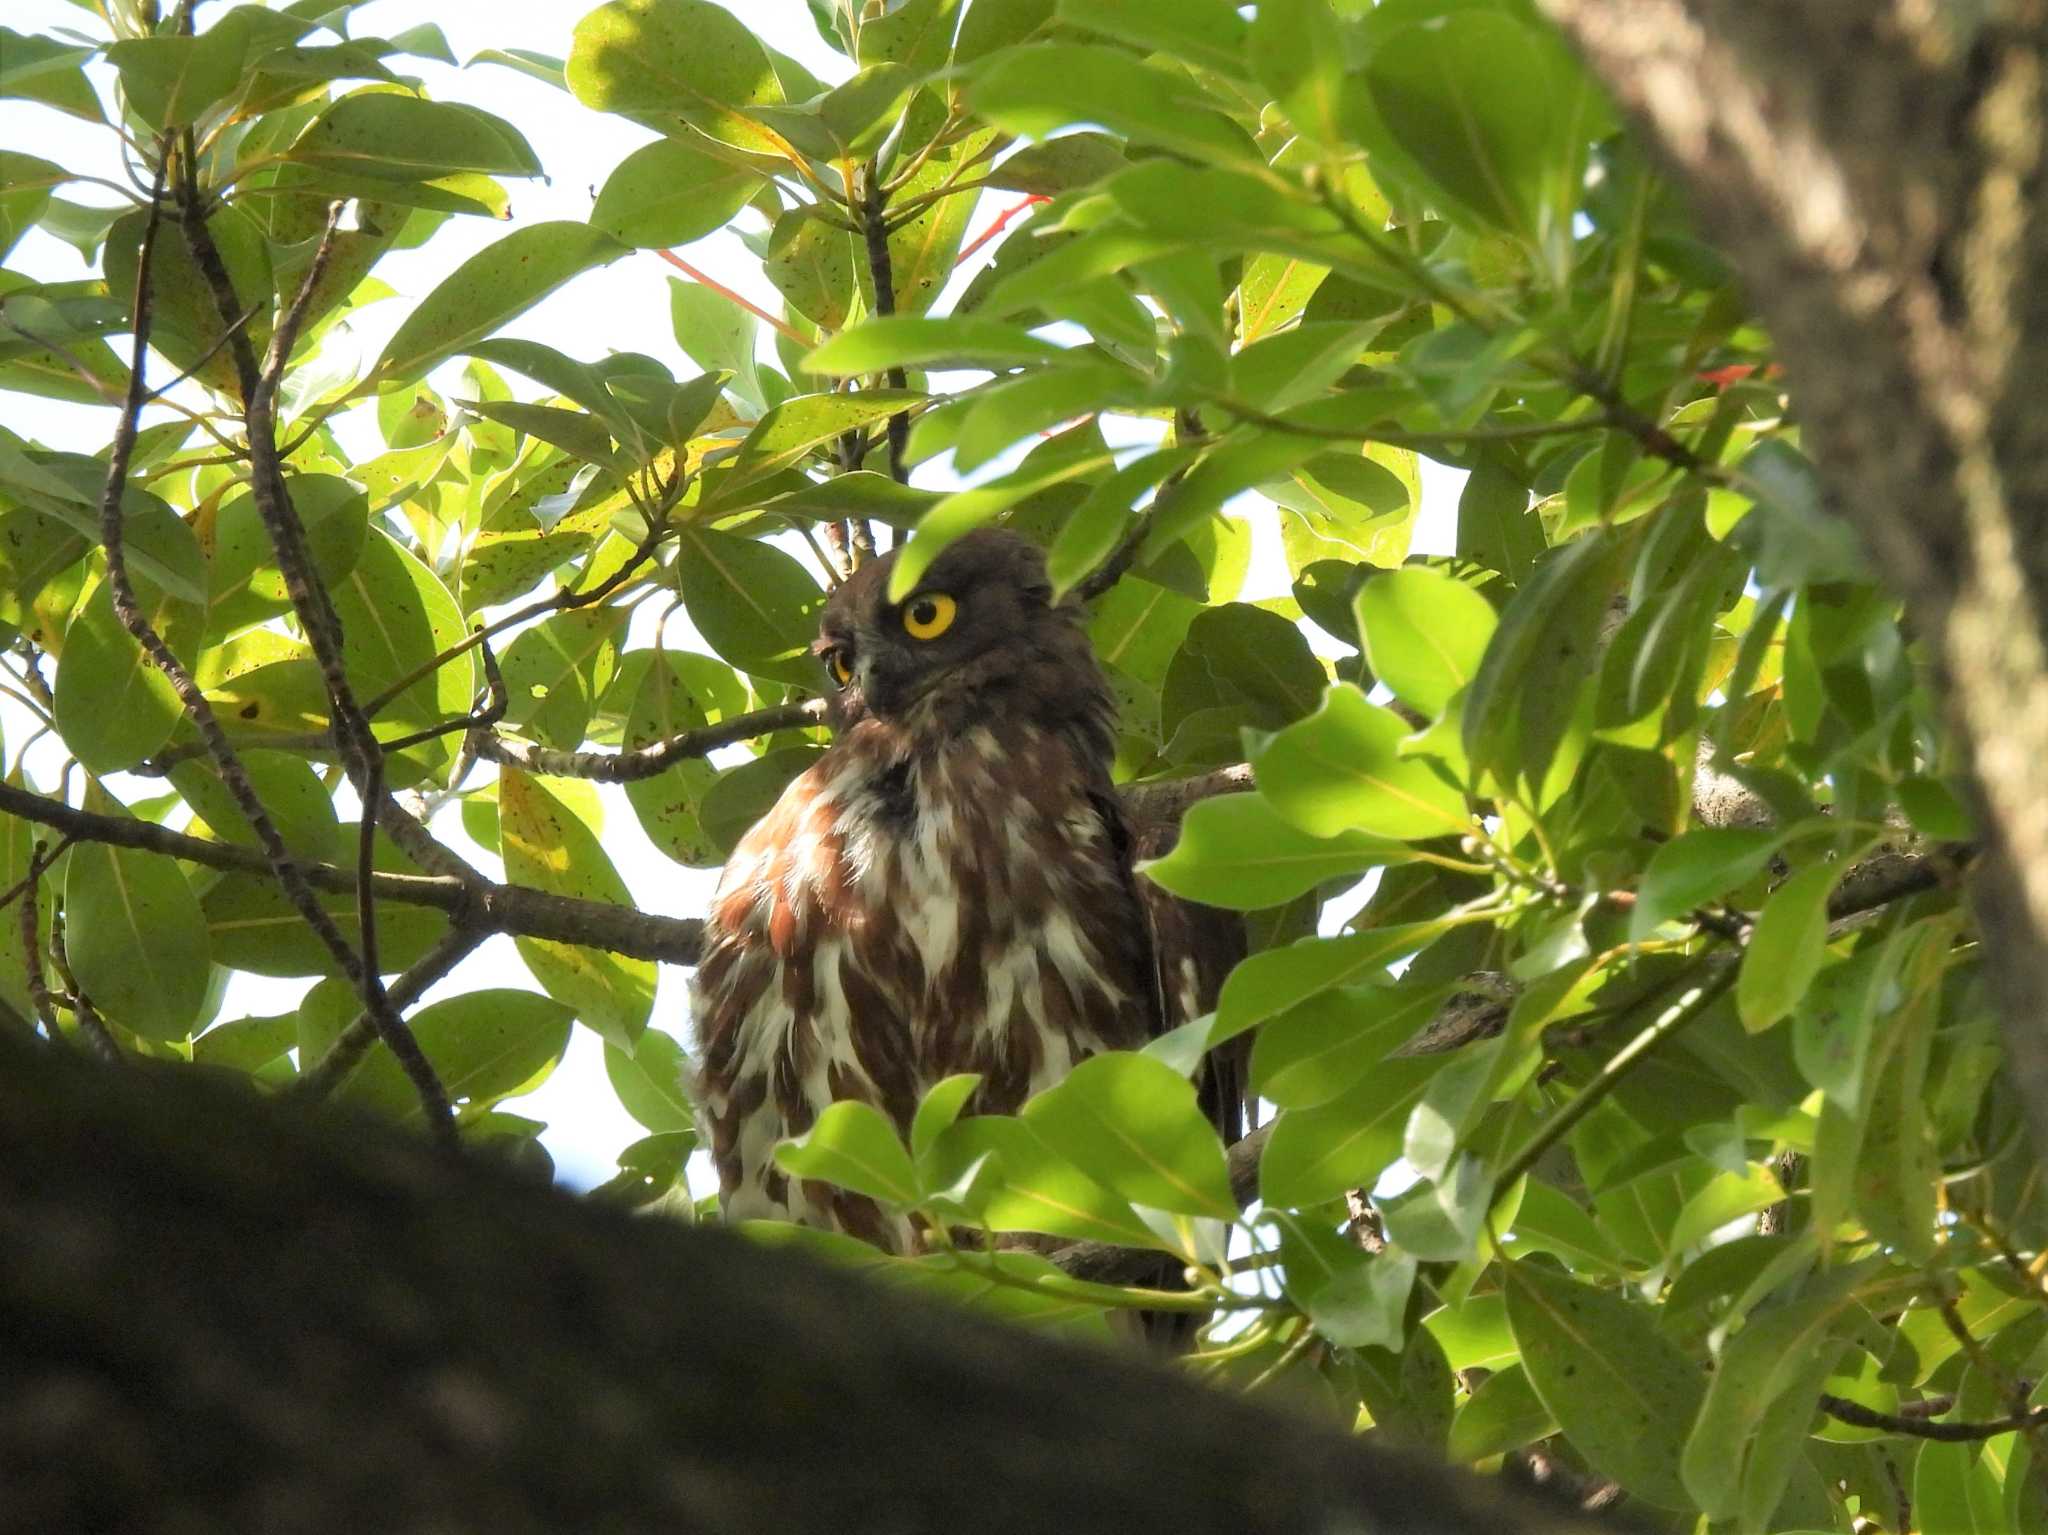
<box><xmin>860</xmin><ymin>167</ymin><xmax>910</xmax><ymax>485</ymax></box>
<box><xmin>0</xmin><ymin>782</ymin><xmax>707</xmax><ymax>966</ymax></box>
<box><xmin>171</xmin><ymin>176</ymin><xmax>456</xmax><ymax>1144</ymax></box>
<box><xmin>1532</xmin><ymin>0</ymin><xmax>2048</xmax><ymax>1169</ymax></box>
<box><xmin>1819</xmin><ymin>1392</ymin><xmax>2048</xmax><ymax>1443</ymax></box>
<box><xmin>468</xmin><ymin>700</ymin><xmax>827</xmax><ymax>783</ymax></box>
<box><xmin>0</xmin><ymin>1037</ymin><xmax>1626</xmax><ymax>1535</ymax></box>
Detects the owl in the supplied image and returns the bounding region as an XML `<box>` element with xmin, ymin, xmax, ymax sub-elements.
<box><xmin>690</xmin><ymin>528</ymin><xmax>1243</xmax><ymax>1250</ymax></box>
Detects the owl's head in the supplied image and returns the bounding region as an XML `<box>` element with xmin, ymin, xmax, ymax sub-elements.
<box><xmin>814</xmin><ymin>528</ymin><xmax>1111</xmax><ymax>749</ymax></box>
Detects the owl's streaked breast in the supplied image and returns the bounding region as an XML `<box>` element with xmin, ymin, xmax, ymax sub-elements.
<box><xmin>691</xmin><ymin>718</ymin><xmax>1155</xmax><ymax>1244</ymax></box>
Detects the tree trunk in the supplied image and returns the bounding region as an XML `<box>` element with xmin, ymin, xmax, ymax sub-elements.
<box><xmin>0</xmin><ymin>1037</ymin><xmax>1623</xmax><ymax>1535</ymax></box>
<box><xmin>1539</xmin><ymin>0</ymin><xmax>2048</xmax><ymax>1155</ymax></box>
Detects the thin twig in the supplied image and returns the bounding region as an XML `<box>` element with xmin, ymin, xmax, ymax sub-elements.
<box><xmin>18</xmin><ymin>840</ymin><xmax>60</xmax><ymax>1038</ymax></box>
<box><xmin>47</xmin><ymin>911</ymin><xmax>119</xmax><ymax>1063</ymax></box>
<box><xmin>292</xmin><ymin>921</ymin><xmax>490</xmax><ymax>1103</ymax></box>
<box><xmin>363</xmin><ymin>516</ymin><xmax>678</xmax><ymax>721</ymax></box>
<box><xmin>860</xmin><ymin>167</ymin><xmax>911</xmax><ymax>484</ymax></box>
<box><xmin>173</xmin><ymin>172</ymin><xmax>458</xmax><ymax>1144</ymax></box>
<box><xmin>1490</xmin><ymin>959</ymin><xmax>1738</xmax><ymax>1203</ymax></box>
<box><xmin>0</xmin><ymin>833</ymin><xmax>73</xmax><ymax>918</ymax></box>
<box><xmin>1817</xmin><ymin>1393</ymin><xmax>2048</xmax><ymax>1443</ymax></box>
<box><xmin>1073</xmin><ymin>409</ymin><xmax>1204</xmax><ymax>603</ymax></box>
<box><xmin>468</xmin><ymin>699</ymin><xmax>826</xmax><ymax>783</ymax></box>
<box><xmin>0</xmin><ymin>780</ymin><xmax>709</xmax><ymax>966</ymax></box>
<box><xmin>141</xmin><ymin>301</ymin><xmax>261</xmax><ymax>401</ymax></box>
<box><xmin>657</xmin><ymin>249</ymin><xmax>809</xmax><ymax>346</ymax></box>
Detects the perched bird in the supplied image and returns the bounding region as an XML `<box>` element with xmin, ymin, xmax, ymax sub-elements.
<box><xmin>691</xmin><ymin>527</ymin><xmax>1243</xmax><ymax>1250</ymax></box>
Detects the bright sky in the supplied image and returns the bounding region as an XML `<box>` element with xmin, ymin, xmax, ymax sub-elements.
<box><xmin>4</xmin><ymin>0</ymin><xmax>1461</xmax><ymax>1190</ymax></box>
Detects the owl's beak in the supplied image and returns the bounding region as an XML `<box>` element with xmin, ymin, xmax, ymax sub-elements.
<box><xmin>854</xmin><ymin>650</ymin><xmax>916</xmax><ymax>716</ymax></box>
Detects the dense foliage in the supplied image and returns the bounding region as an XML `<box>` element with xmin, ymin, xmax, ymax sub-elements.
<box><xmin>1</xmin><ymin>2</ymin><xmax>2039</xmax><ymax>1531</ymax></box>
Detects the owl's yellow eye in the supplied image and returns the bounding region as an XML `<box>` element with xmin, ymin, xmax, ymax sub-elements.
<box><xmin>902</xmin><ymin>592</ymin><xmax>956</xmax><ymax>641</ymax></box>
<box><xmin>826</xmin><ymin>647</ymin><xmax>854</xmax><ymax>688</ymax></box>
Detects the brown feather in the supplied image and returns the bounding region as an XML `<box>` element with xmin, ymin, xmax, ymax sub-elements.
<box><xmin>689</xmin><ymin>529</ymin><xmax>1246</xmax><ymax>1267</ymax></box>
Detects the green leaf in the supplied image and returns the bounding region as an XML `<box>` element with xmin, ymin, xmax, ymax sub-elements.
<box><xmin>775</xmin><ymin>1099</ymin><xmax>921</xmax><ymax>1207</ymax></box>
<box><xmin>338</xmin><ymin>990</ymin><xmax>574</xmax><ymax>1123</ymax></box>
<box><xmin>1021</xmin><ymin>1051</ymin><xmax>1234</xmax><ymax>1219</ymax></box>
<box><xmin>967</xmin><ymin>43</ymin><xmax>1257</xmax><ymax>165</ymax></box>
<box><xmin>497</xmin><ymin>608</ymin><xmax>625</xmax><ymax>750</ymax></box>
<box><xmin>1456</xmin><ymin>459</ymin><xmax>1544</xmax><ymax>587</ymax></box>
<box><xmin>1508</xmin><ymin>1181</ymin><xmax>1624</xmax><ymax>1275</ymax></box>
<box><xmin>1504</xmin><ymin>1260</ymin><xmax>1706</xmax><ymax>1512</ymax></box>
<box><xmin>1914</xmin><ymin>1440</ymin><xmax>2007</xmax><ymax>1535</ymax></box>
<box><xmin>850</xmin><ymin>0</ymin><xmax>954</xmax><ymax>71</ymax></box>
<box><xmin>106</xmin><ymin>30</ymin><xmax>249</xmax><ymax>129</ymax></box>
<box><xmin>208</xmin><ymin>473</ymin><xmax>368</xmax><ymax>635</ymax></box>
<box><xmin>568</xmin><ymin>0</ymin><xmax>790</xmax><ymax>156</ymax></box>
<box><xmin>1215</xmin><ymin>920</ymin><xmax>1449</xmax><ymax>1042</ymax></box>
<box><xmin>103</xmin><ymin>202</ymin><xmax>272</xmax><ymax>400</ymax></box>
<box><xmin>1258</xmin><ymin>1051</ymin><xmax>1445</xmax><ymax>1207</ymax></box>
<box><xmin>499</xmin><ymin>768</ymin><xmax>658</xmax><ymax>1048</ymax></box>
<box><xmin>1666</xmin><ymin>1163</ymin><xmax>1784</xmax><ymax>1254</ymax></box>
<box><xmin>1447</xmin><ymin>1365</ymin><xmax>1558</xmax><ymax>1465</ymax></box>
<box><xmin>1253</xmin><ymin>684</ymin><xmax>1470</xmax><ymax>841</ymax></box>
<box><xmin>330</xmin><ymin>528</ymin><xmax>474</xmax><ymax>743</ymax></box>
<box><xmin>590</xmin><ymin>135</ymin><xmax>760</xmax><ymax>248</ymax></box>
<box><xmin>674</xmin><ymin>527</ymin><xmax>826</xmax><ymax>686</ymax></box>
<box><xmin>886</xmin><ymin>433</ymin><xmax>1115</xmax><ymax>599</ymax></box>
<box><xmin>604</xmin><ymin>1027</ymin><xmax>695</xmax><ymax>1133</ymax></box>
<box><xmin>1377</xmin><ymin>1154</ymin><xmax>1490</xmax><ymax>1260</ymax></box>
<box><xmin>193</xmin><ymin>1012</ymin><xmax>299</xmax><ymax>1075</ymax></box>
<box><xmin>873</xmin><ymin>124</ymin><xmax>995</xmax><ymax>318</ymax></box>
<box><xmin>1853</xmin><ymin>922</ymin><xmax>1947</xmax><ymax>1264</ymax></box>
<box><xmin>1736</xmin><ymin>862</ymin><xmax>1842</xmax><ymax>1032</ymax></box>
<box><xmin>669</xmin><ymin>276</ymin><xmax>768</xmax><ymax>413</ymax></box>
<box><xmin>0</xmin><ymin>154</ymin><xmax>60</xmax><ymax>264</ymax></box>
<box><xmin>718</xmin><ymin>390</ymin><xmax>925</xmax><ymax>492</ymax></box>
<box><xmin>1180</xmin><ymin>601</ymin><xmax>1327</xmax><ymax>727</ymax></box>
<box><xmin>1424</xmin><ymin>1292</ymin><xmax>1518</xmax><ymax>1371</ymax></box>
<box><xmin>1681</xmin><ymin>1262</ymin><xmax>1903</xmax><ymax>1521</ymax></box>
<box><xmin>1353</xmin><ymin>1323</ymin><xmax>1455</xmax><ymax>1453</ymax></box>
<box><xmin>1630</xmin><ymin>827</ymin><xmax>1781</xmax><ymax>941</ymax></box>
<box><xmin>984</xmin><ymin>133</ymin><xmax>1127</xmax><ymax>197</ymax></box>
<box><xmin>1273</xmin><ymin>1212</ymin><xmax>1415</xmax><ymax>1350</ymax></box>
<box><xmin>1250</xmin><ymin>980</ymin><xmax>1450</xmax><ymax>1110</ymax></box>
<box><xmin>1356</xmin><ymin>566</ymin><xmax>1496</xmax><ymax>718</ymax></box>
<box><xmin>1363</xmin><ymin>11</ymin><xmax>1604</xmax><ymax>246</ymax></box>
<box><xmin>0</xmin><ymin>786</ymin><xmax>55</xmax><ymax>1028</ymax></box>
<box><xmin>0</xmin><ymin>445</ymin><xmax>205</xmax><ymax>604</ymax></box>
<box><xmin>805</xmin><ymin>314</ymin><xmax>1065</xmax><ymax>375</ymax></box>
<box><xmin>926</xmin><ymin>1115</ymin><xmax>1162</xmax><ymax>1248</ymax></box>
<box><xmin>375</xmin><ymin>222</ymin><xmax>627</xmax><ymax>386</ymax></box>
<box><xmin>1267</xmin><ymin>450</ymin><xmax>1416</xmax><ymax>573</ymax></box>
<box><xmin>764</xmin><ymin>206</ymin><xmax>859</xmax><ymax>331</ymax></box>
<box><xmin>200</xmin><ymin>829</ymin><xmax>451</xmax><ymax>977</ymax></box>
<box><xmin>168</xmin><ymin>750</ymin><xmax>341</xmax><ymax>863</ymax></box>
<box><xmin>288</xmin><ymin>91</ymin><xmax>543</xmax><ymax>179</ymax></box>
<box><xmin>0</xmin><ymin>28</ymin><xmax>102</xmax><ymax>121</ymax></box>
<box><xmin>1250</xmin><ymin>0</ymin><xmax>1347</xmax><ymax>145</ymax></box>
<box><xmin>911</xmin><ymin>1073</ymin><xmax>983</xmax><ymax>1164</ymax></box>
<box><xmin>52</xmin><ymin>575</ymin><xmax>201</xmax><ymax>774</ymax></box>
<box><xmin>622</xmin><ymin>649</ymin><xmax>753</xmax><ymax>867</ymax></box>
<box><xmin>64</xmin><ymin>830</ymin><xmax>212</xmax><ymax>1040</ymax></box>
<box><xmin>1055</xmin><ymin>0</ymin><xmax>1249</xmax><ymax>79</ymax></box>
<box><xmin>1140</xmin><ymin>792</ymin><xmax>1396</xmax><ymax>910</ymax></box>
<box><xmin>1462</xmin><ymin>528</ymin><xmax>1623</xmax><ymax>793</ymax></box>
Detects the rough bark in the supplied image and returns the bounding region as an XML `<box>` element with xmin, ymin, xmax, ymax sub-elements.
<box><xmin>1537</xmin><ymin>0</ymin><xmax>2048</xmax><ymax>1156</ymax></box>
<box><xmin>0</xmin><ymin>1037</ymin><xmax>1629</xmax><ymax>1535</ymax></box>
